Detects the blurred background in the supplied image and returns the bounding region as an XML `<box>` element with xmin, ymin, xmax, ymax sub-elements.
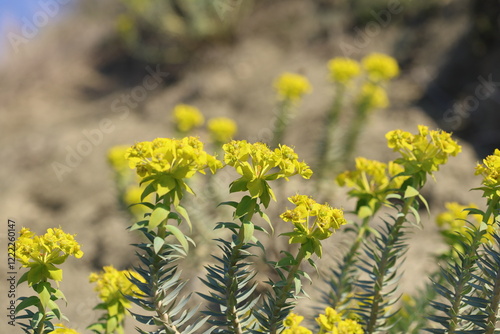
<box><xmin>0</xmin><ymin>0</ymin><xmax>499</xmax><ymax>332</ymax></box>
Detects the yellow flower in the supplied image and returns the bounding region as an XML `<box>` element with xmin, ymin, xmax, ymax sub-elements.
<box><xmin>357</xmin><ymin>82</ymin><xmax>389</xmax><ymax>109</ymax></box>
<box><xmin>223</xmin><ymin>141</ymin><xmax>312</xmax><ymax>206</ymax></box>
<box><xmin>126</xmin><ymin>137</ymin><xmax>223</xmax><ymax>200</ymax></box>
<box><xmin>475</xmin><ymin>149</ymin><xmax>500</xmax><ymax>196</ymax></box>
<box><xmin>328</xmin><ymin>57</ymin><xmax>361</xmax><ymax>85</ymax></box>
<box><xmin>283</xmin><ymin>313</ymin><xmax>312</xmax><ymax>334</ymax></box>
<box><xmin>89</xmin><ymin>266</ymin><xmax>143</xmax><ymax>310</ymax></box>
<box><xmin>47</xmin><ymin>324</ymin><xmax>80</xmax><ymax>334</ymax></box>
<box><xmin>15</xmin><ymin>227</ymin><xmax>83</xmax><ymax>284</ymax></box>
<box><xmin>208</xmin><ymin>117</ymin><xmax>238</xmax><ymax>143</ymax></box>
<box><xmin>281</xmin><ymin>195</ymin><xmax>346</xmax><ymax>257</ymax></box>
<box><xmin>107</xmin><ymin>145</ymin><xmax>130</xmax><ymax>174</ymax></box>
<box><xmin>316</xmin><ymin>307</ymin><xmax>364</xmax><ymax>334</ymax></box>
<box><xmin>173</xmin><ymin>104</ymin><xmax>204</xmax><ymax>133</ymax></box>
<box><xmin>336</xmin><ymin>158</ymin><xmax>408</xmax><ymax>215</ymax></box>
<box><xmin>437</xmin><ymin>202</ymin><xmax>496</xmax><ymax>244</ymax></box>
<box><xmin>274</xmin><ymin>72</ymin><xmax>312</xmax><ymax>102</ymax></box>
<box><xmin>385</xmin><ymin>125</ymin><xmax>461</xmax><ymax>177</ymax></box>
<box><xmin>362</xmin><ymin>53</ymin><xmax>399</xmax><ymax>82</ymax></box>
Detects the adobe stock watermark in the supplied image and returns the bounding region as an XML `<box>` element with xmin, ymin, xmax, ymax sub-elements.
<box><xmin>51</xmin><ymin>65</ymin><xmax>169</xmax><ymax>182</ymax></box>
<box><xmin>442</xmin><ymin>74</ymin><xmax>500</xmax><ymax>130</ymax></box>
<box><xmin>7</xmin><ymin>0</ymin><xmax>75</xmax><ymax>54</ymax></box>
<box><xmin>213</xmin><ymin>0</ymin><xmax>243</xmax><ymax>21</ymax></box>
<box><xmin>340</xmin><ymin>0</ymin><xmax>404</xmax><ymax>57</ymax></box>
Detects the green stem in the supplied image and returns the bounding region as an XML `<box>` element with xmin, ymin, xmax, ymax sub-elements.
<box><xmin>342</xmin><ymin>102</ymin><xmax>369</xmax><ymax>167</ymax></box>
<box><xmin>316</xmin><ymin>83</ymin><xmax>345</xmax><ymax>183</ymax></box>
<box><xmin>272</xmin><ymin>100</ymin><xmax>293</xmax><ymax>148</ymax></box>
<box><xmin>269</xmin><ymin>247</ymin><xmax>307</xmax><ymax>334</ymax></box>
<box><xmin>365</xmin><ymin>196</ymin><xmax>415</xmax><ymax>334</ymax></box>
<box><xmin>485</xmin><ymin>269</ymin><xmax>500</xmax><ymax>334</ymax></box>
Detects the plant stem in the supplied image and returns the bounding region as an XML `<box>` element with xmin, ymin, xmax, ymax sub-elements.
<box><xmin>269</xmin><ymin>247</ymin><xmax>307</xmax><ymax>334</ymax></box>
<box><xmin>365</xmin><ymin>197</ymin><xmax>414</xmax><ymax>334</ymax></box>
<box><xmin>485</xmin><ymin>268</ymin><xmax>500</xmax><ymax>334</ymax></box>
<box><xmin>272</xmin><ymin>99</ymin><xmax>293</xmax><ymax>149</ymax></box>
<box><xmin>342</xmin><ymin>103</ymin><xmax>369</xmax><ymax>167</ymax></box>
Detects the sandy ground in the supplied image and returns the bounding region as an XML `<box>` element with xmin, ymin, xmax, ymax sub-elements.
<box><xmin>0</xmin><ymin>1</ymin><xmax>492</xmax><ymax>332</ymax></box>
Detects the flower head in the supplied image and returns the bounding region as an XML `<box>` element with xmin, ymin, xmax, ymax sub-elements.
<box><xmin>173</xmin><ymin>104</ymin><xmax>204</xmax><ymax>133</ymax></box>
<box><xmin>48</xmin><ymin>324</ymin><xmax>80</xmax><ymax>334</ymax></box>
<box><xmin>223</xmin><ymin>141</ymin><xmax>312</xmax><ymax>207</ymax></box>
<box><xmin>357</xmin><ymin>82</ymin><xmax>389</xmax><ymax>110</ymax></box>
<box><xmin>107</xmin><ymin>145</ymin><xmax>130</xmax><ymax>174</ymax></box>
<box><xmin>385</xmin><ymin>125</ymin><xmax>461</xmax><ymax>182</ymax></box>
<box><xmin>89</xmin><ymin>266</ymin><xmax>142</xmax><ymax>310</ymax></box>
<box><xmin>316</xmin><ymin>307</ymin><xmax>364</xmax><ymax>334</ymax></box>
<box><xmin>328</xmin><ymin>57</ymin><xmax>361</xmax><ymax>85</ymax></box>
<box><xmin>281</xmin><ymin>195</ymin><xmax>346</xmax><ymax>257</ymax></box>
<box><xmin>126</xmin><ymin>137</ymin><xmax>223</xmax><ymax>202</ymax></box>
<box><xmin>274</xmin><ymin>73</ymin><xmax>312</xmax><ymax>102</ymax></box>
<box><xmin>336</xmin><ymin>158</ymin><xmax>408</xmax><ymax>216</ymax></box>
<box><xmin>15</xmin><ymin>227</ymin><xmax>83</xmax><ymax>284</ymax></box>
<box><xmin>362</xmin><ymin>53</ymin><xmax>399</xmax><ymax>82</ymax></box>
<box><xmin>437</xmin><ymin>202</ymin><xmax>496</xmax><ymax>245</ymax></box>
<box><xmin>475</xmin><ymin>149</ymin><xmax>500</xmax><ymax>198</ymax></box>
<box><xmin>208</xmin><ymin>117</ymin><xmax>238</xmax><ymax>143</ymax></box>
<box><xmin>283</xmin><ymin>313</ymin><xmax>312</xmax><ymax>334</ymax></box>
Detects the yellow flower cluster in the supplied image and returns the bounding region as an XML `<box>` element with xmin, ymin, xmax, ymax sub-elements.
<box><xmin>223</xmin><ymin>141</ymin><xmax>312</xmax><ymax>205</ymax></box>
<box><xmin>107</xmin><ymin>145</ymin><xmax>130</xmax><ymax>174</ymax></box>
<box><xmin>385</xmin><ymin>125</ymin><xmax>461</xmax><ymax>176</ymax></box>
<box><xmin>317</xmin><ymin>307</ymin><xmax>364</xmax><ymax>334</ymax></box>
<box><xmin>48</xmin><ymin>324</ymin><xmax>80</xmax><ymax>334</ymax></box>
<box><xmin>336</xmin><ymin>158</ymin><xmax>408</xmax><ymax>215</ymax></box>
<box><xmin>274</xmin><ymin>72</ymin><xmax>312</xmax><ymax>102</ymax></box>
<box><xmin>173</xmin><ymin>104</ymin><xmax>204</xmax><ymax>133</ymax></box>
<box><xmin>89</xmin><ymin>266</ymin><xmax>142</xmax><ymax>310</ymax></box>
<box><xmin>281</xmin><ymin>195</ymin><xmax>346</xmax><ymax>256</ymax></box>
<box><xmin>362</xmin><ymin>53</ymin><xmax>399</xmax><ymax>82</ymax></box>
<box><xmin>283</xmin><ymin>313</ymin><xmax>312</xmax><ymax>334</ymax></box>
<box><xmin>283</xmin><ymin>308</ymin><xmax>364</xmax><ymax>334</ymax></box>
<box><xmin>16</xmin><ymin>228</ymin><xmax>83</xmax><ymax>267</ymax></box>
<box><xmin>328</xmin><ymin>58</ymin><xmax>361</xmax><ymax>85</ymax></box>
<box><xmin>208</xmin><ymin>117</ymin><xmax>238</xmax><ymax>143</ymax></box>
<box><xmin>475</xmin><ymin>149</ymin><xmax>500</xmax><ymax>193</ymax></box>
<box><xmin>437</xmin><ymin>202</ymin><xmax>495</xmax><ymax>244</ymax></box>
<box><xmin>357</xmin><ymin>82</ymin><xmax>389</xmax><ymax>109</ymax></box>
<box><xmin>15</xmin><ymin>227</ymin><xmax>83</xmax><ymax>284</ymax></box>
<box><xmin>126</xmin><ymin>137</ymin><xmax>222</xmax><ymax>199</ymax></box>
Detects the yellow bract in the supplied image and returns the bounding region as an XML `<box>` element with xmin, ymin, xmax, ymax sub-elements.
<box><xmin>107</xmin><ymin>145</ymin><xmax>130</xmax><ymax>173</ymax></box>
<box><xmin>274</xmin><ymin>72</ymin><xmax>312</xmax><ymax>102</ymax></box>
<box><xmin>362</xmin><ymin>53</ymin><xmax>399</xmax><ymax>82</ymax></box>
<box><xmin>15</xmin><ymin>227</ymin><xmax>83</xmax><ymax>269</ymax></box>
<box><xmin>328</xmin><ymin>57</ymin><xmax>361</xmax><ymax>85</ymax></box>
<box><xmin>208</xmin><ymin>117</ymin><xmax>238</xmax><ymax>143</ymax></box>
<box><xmin>316</xmin><ymin>307</ymin><xmax>364</xmax><ymax>334</ymax></box>
<box><xmin>385</xmin><ymin>125</ymin><xmax>461</xmax><ymax>175</ymax></box>
<box><xmin>173</xmin><ymin>104</ymin><xmax>204</xmax><ymax>133</ymax></box>
<box><xmin>89</xmin><ymin>266</ymin><xmax>142</xmax><ymax>310</ymax></box>
<box><xmin>475</xmin><ymin>149</ymin><xmax>500</xmax><ymax>189</ymax></box>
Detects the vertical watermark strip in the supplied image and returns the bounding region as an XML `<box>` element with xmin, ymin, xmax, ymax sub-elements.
<box><xmin>6</xmin><ymin>219</ymin><xmax>17</xmax><ymax>326</ymax></box>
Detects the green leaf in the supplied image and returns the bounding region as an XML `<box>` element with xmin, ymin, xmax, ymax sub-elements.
<box><xmin>149</xmin><ymin>205</ymin><xmax>170</xmax><ymax>230</ymax></box>
<box><xmin>141</xmin><ymin>182</ymin><xmax>156</xmax><ymax>201</ymax></box>
<box><xmin>156</xmin><ymin>175</ymin><xmax>176</xmax><ymax>197</ymax></box>
<box><xmin>37</xmin><ymin>283</ymin><xmax>51</xmax><ymax>309</ymax></box>
<box><xmin>153</xmin><ymin>236</ymin><xmax>165</xmax><ymax>254</ymax></box>
<box><xmin>165</xmin><ymin>225</ymin><xmax>189</xmax><ymax>252</ymax></box>
<box><xmin>404</xmin><ymin>185</ymin><xmax>419</xmax><ymax>198</ymax></box>
<box><xmin>175</xmin><ymin>205</ymin><xmax>192</xmax><ymax>231</ymax></box>
<box><xmin>236</xmin><ymin>196</ymin><xmax>255</xmax><ymax>219</ymax></box>
<box><xmin>242</xmin><ymin>221</ymin><xmax>255</xmax><ymax>244</ymax></box>
<box><xmin>358</xmin><ymin>206</ymin><xmax>373</xmax><ymax>218</ymax></box>
<box><xmin>15</xmin><ymin>296</ymin><xmax>40</xmax><ymax>314</ymax></box>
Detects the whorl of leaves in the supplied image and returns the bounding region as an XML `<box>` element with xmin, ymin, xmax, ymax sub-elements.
<box><xmin>127</xmin><ymin>229</ymin><xmax>209</xmax><ymax>334</ymax></box>
<box><xmin>427</xmin><ymin>222</ymin><xmax>500</xmax><ymax>334</ymax></box>
<box><xmin>199</xmin><ymin>222</ymin><xmax>260</xmax><ymax>334</ymax></box>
